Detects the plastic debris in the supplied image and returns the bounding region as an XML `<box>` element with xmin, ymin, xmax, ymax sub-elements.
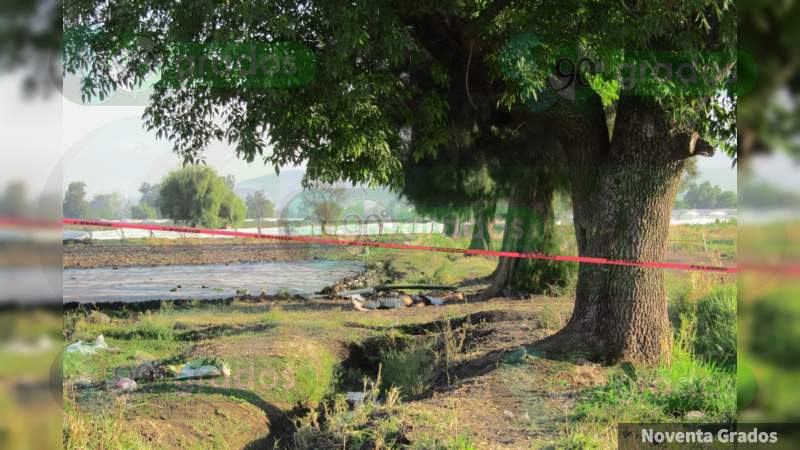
<box><xmin>426</xmin><ymin>296</ymin><xmax>444</xmax><ymax>306</ymax></box>
<box><xmin>346</xmin><ymin>391</ymin><xmax>366</xmax><ymax>406</ymax></box>
<box><xmin>65</xmin><ymin>335</ymin><xmax>110</xmax><ymax>355</ymax></box>
<box><xmin>166</xmin><ymin>358</ymin><xmax>231</xmax><ymax>380</ymax></box>
<box><xmin>114</xmin><ymin>377</ymin><xmax>137</xmax><ymax>392</ymax></box>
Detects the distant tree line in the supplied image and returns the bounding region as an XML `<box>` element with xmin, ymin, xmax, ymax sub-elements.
<box><xmin>63</xmin><ymin>167</ymin><xmax>276</xmax><ymax>228</ymax></box>
<box><xmin>675</xmin><ymin>181</ymin><xmax>737</xmax><ymax>209</ymax></box>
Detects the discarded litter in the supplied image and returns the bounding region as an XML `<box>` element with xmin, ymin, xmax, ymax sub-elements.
<box><xmin>346</xmin><ymin>391</ymin><xmax>366</xmax><ymax>406</ymax></box>
<box><xmin>426</xmin><ymin>296</ymin><xmax>444</xmax><ymax>306</ymax></box>
<box><xmin>114</xmin><ymin>377</ymin><xmax>137</xmax><ymax>392</ymax></box>
<box><xmin>66</xmin><ymin>335</ymin><xmax>110</xmax><ymax>355</ymax></box>
<box><xmin>166</xmin><ymin>358</ymin><xmax>231</xmax><ymax>380</ymax></box>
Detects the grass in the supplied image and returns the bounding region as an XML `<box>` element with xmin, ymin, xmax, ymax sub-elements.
<box><xmin>64</xmin><ymin>397</ymin><xmax>150</xmax><ymax>450</ymax></box>
<box><xmin>61</xmin><ymin>222</ymin><xmax>737</xmax><ymax>448</ymax></box>
<box><xmin>558</xmin><ymin>293</ymin><xmax>737</xmax><ymax>447</ymax></box>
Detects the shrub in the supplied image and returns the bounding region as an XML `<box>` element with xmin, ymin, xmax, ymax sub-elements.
<box><xmin>379</xmin><ymin>346</ymin><xmax>435</xmax><ymax>398</ymax></box>
<box><xmin>692</xmin><ymin>285</ymin><xmax>736</xmax><ymax>370</ymax></box>
<box><xmin>669</xmin><ymin>284</ymin><xmax>736</xmax><ymax>371</ymax></box>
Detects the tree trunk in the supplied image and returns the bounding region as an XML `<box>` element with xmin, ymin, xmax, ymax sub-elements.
<box><xmin>486</xmin><ymin>179</ymin><xmax>567</xmax><ymax>297</ymax></box>
<box><xmin>540</xmin><ymin>97</ymin><xmax>706</xmax><ymax>364</ymax></box>
<box><xmin>468</xmin><ymin>199</ymin><xmax>496</xmax><ymax>250</ymax></box>
<box><xmin>443</xmin><ymin>215</ymin><xmax>460</xmax><ymax>237</ymax></box>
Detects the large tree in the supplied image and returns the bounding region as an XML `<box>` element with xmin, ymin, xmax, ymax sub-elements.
<box><xmin>64</xmin><ymin>0</ymin><xmax>735</xmax><ymax>364</ymax></box>
<box><xmin>158</xmin><ymin>166</ymin><xmax>247</xmax><ymax>228</ymax></box>
<box><xmin>494</xmin><ymin>2</ymin><xmax>736</xmax><ymax>362</ymax></box>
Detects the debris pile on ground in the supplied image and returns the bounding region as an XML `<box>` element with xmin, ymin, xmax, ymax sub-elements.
<box><xmin>65</xmin><ymin>335</ymin><xmax>112</xmax><ymax>354</ymax></box>
<box><xmin>347</xmin><ymin>289</ymin><xmax>465</xmax><ymax>311</ymax></box>
<box><xmin>114</xmin><ymin>377</ymin><xmax>137</xmax><ymax>393</ymax></box>
<box><xmin>319</xmin><ymin>262</ymin><xmax>396</xmax><ymax>296</ymax></box>
<box><xmin>166</xmin><ymin>357</ymin><xmax>231</xmax><ymax>380</ymax></box>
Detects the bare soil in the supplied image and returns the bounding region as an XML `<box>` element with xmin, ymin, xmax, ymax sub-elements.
<box><xmin>63</xmin><ymin>241</ymin><xmax>340</xmax><ymax>269</ymax></box>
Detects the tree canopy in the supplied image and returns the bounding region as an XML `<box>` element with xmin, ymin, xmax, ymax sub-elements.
<box><xmin>63</xmin><ymin>0</ymin><xmax>737</xmax><ymax>364</ymax></box>
<box><xmin>63</xmin><ymin>181</ymin><xmax>89</xmax><ymax>219</ymax></box>
<box><xmin>158</xmin><ymin>166</ymin><xmax>247</xmax><ymax>228</ymax></box>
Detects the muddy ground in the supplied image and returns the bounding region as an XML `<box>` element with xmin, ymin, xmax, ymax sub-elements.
<box><xmin>63</xmin><ymin>241</ymin><xmax>345</xmax><ymax>269</ymax></box>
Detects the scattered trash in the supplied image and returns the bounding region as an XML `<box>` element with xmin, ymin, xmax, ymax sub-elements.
<box><xmin>166</xmin><ymin>358</ymin><xmax>231</xmax><ymax>380</ymax></box>
<box><xmin>426</xmin><ymin>296</ymin><xmax>444</xmax><ymax>306</ymax></box>
<box><xmin>346</xmin><ymin>391</ymin><xmax>366</xmax><ymax>407</ymax></box>
<box><xmin>66</xmin><ymin>335</ymin><xmax>110</xmax><ymax>355</ymax></box>
<box><xmin>114</xmin><ymin>377</ymin><xmax>137</xmax><ymax>393</ymax></box>
<box><xmin>132</xmin><ymin>360</ymin><xmax>167</xmax><ymax>381</ymax></box>
<box><xmin>71</xmin><ymin>378</ymin><xmax>94</xmax><ymax>389</ymax></box>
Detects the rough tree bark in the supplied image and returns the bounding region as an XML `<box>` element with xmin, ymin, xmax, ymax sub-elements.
<box><xmin>468</xmin><ymin>199</ymin><xmax>496</xmax><ymax>250</ymax></box>
<box><xmin>538</xmin><ymin>96</ymin><xmax>713</xmax><ymax>364</ymax></box>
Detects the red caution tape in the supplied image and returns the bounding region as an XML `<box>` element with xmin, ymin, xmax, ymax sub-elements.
<box><xmin>59</xmin><ymin>218</ymin><xmax>740</xmax><ymax>275</ymax></box>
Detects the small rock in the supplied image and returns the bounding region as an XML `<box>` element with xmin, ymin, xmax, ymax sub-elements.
<box><xmin>115</xmin><ymin>377</ymin><xmax>137</xmax><ymax>393</ymax></box>
<box><xmin>685</xmin><ymin>410</ymin><xmax>705</xmax><ymax>420</ymax></box>
<box><xmin>201</xmin><ymin>284</ymin><xmax>209</xmax><ymax>289</ymax></box>
<box><xmin>575</xmin><ymin>358</ymin><xmax>592</xmax><ymax>366</ymax></box>
<box><xmin>503</xmin><ymin>410</ymin><xmax>515</xmax><ymax>419</ymax></box>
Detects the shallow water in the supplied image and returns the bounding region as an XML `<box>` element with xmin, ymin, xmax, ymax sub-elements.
<box><xmin>63</xmin><ymin>260</ymin><xmax>364</xmax><ymax>303</ymax></box>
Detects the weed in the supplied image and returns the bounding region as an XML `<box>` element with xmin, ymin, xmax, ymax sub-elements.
<box><xmin>436</xmin><ymin>318</ymin><xmax>469</xmax><ymax>384</ymax></box>
<box><xmin>669</xmin><ymin>284</ymin><xmax>736</xmax><ymax>370</ymax></box>
<box><xmin>380</xmin><ymin>345</ymin><xmax>435</xmax><ymax>398</ymax></box>
<box><xmin>105</xmin><ymin>319</ymin><xmax>174</xmax><ymax>340</ymax></box>
<box><xmin>64</xmin><ymin>397</ymin><xmax>150</xmax><ymax>450</ymax></box>
<box><xmin>537</xmin><ymin>304</ymin><xmax>568</xmax><ymax>330</ymax></box>
<box><xmin>294</xmin><ymin>369</ymin><xmax>410</xmax><ymax>450</ymax></box>
<box><xmin>159</xmin><ymin>300</ymin><xmax>175</xmax><ymax>315</ymax></box>
<box><xmin>547</xmin><ymin>432</ymin><xmax>602</xmax><ymax>450</ymax></box>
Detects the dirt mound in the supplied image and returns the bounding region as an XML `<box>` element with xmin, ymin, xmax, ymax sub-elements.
<box><xmin>125</xmin><ymin>393</ymin><xmax>274</xmax><ymax>449</ymax></box>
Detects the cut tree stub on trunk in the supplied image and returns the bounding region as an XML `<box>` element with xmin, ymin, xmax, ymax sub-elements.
<box><xmin>537</xmin><ymin>96</ymin><xmax>706</xmax><ymax>364</ymax></box>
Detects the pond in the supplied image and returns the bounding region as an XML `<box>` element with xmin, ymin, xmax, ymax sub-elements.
<box><xmin>63</xmin><ymin>260</ymin><xmax>364</xmax><ymax>303</ymax></box>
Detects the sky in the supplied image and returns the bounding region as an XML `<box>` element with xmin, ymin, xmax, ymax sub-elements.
<box><xmin>0</xmin><ymin>72</ymin><xmax>742</xmax><ymax>201</ymax></box>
